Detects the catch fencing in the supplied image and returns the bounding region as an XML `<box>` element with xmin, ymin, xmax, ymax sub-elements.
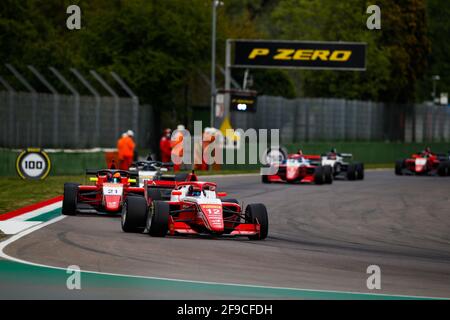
<box><xmin>0</xmin><ymin>91</ymin><xmax>154</xmax><ymax>148</ymax></box>
<box><xmin>231</xmin><ymin>96</ymin><xmax>450</xmax><ymax>143</ymax></box>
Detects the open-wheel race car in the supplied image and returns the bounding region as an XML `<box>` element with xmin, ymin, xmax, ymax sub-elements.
<box><xmin>62</xmin><ymin>169</ymin><xmax>144</xmax><ymax>215</ymax></box>
<box><xmin>261</xmin><ymin>153</ymin><xmax>333</xmax><ymax>184</ymax></box>
<box><xmin>128</xmin><ymin>160</ymin><xmax>192</xmax><ymax>187</ymax></box>
<box><xmin>121</xmin><ymin>181</ymin><xmax>269</xmax><ymax>240</ymax></box>
<box><xmin>320</xmin><ymin>150</ymin><xmax>364</xmax><ymax>180</ymax></box>
<box><xmin>395</xmin><ymin>150</ymin><xmax>450</xmax><ymax>176</ymax></box>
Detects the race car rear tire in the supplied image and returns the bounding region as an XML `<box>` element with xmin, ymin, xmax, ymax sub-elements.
<box><xmin>261</xmin><ymin>174</ymin><xmax>270</xmax><ymax>183</ymax></box>
<box><xmin>245</xmin><ymin>204</ymin><xmax>268</xmax><ymax>240</ymax></box>
<box><xmin>347</xmin><ymin>163</ymin><xmax>356</xmax><ymax>180</ymax></box>
<box><xmin>147</xmin><ymin>188</ymin><xmax>163</xmax><ymax>202</ymax></box>
<box><xmin>148</xmin><ymin>201</ymin><xmax>169</xmax><ymax>237</ymax></box>
<box><xmin>121</xmin><ymin>196</ymin><xmax>148</xmax><ymax>233</ymax></box>
<box><xmin>395</xmin><ymin>160</ymin><xmax>404</xmax><ymax>176</ymax></box>
<box><xmin>62</xmin><ymin>183</ymin><xmax>79</xmax><ymax>216</ymax></box>
<box><xmin>356</xmin><ymin>163</ymin><xmax>364</xmax><ymax>180</ymax></box>
<box><xmin>437</xmin><ymin>162</ymin><xmax>448</xmax><ymax>177</ymax></box>
<box><xmin>323</xmin><ymin>165</ymin><xmax>333</xmax><ymax>184</ymax></box>
<box><xmin>175</xmin><ymin>173</ymin><xmax>189</xmax><ymax>181</ymax></box>
<box><xmin>314</xmin><ymin>166</ymin><xmax>325</xmax><ymax>185</ymax></box>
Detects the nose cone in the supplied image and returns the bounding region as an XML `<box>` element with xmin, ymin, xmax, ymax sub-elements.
<box><xmin>286</xmin><ymin>166</ymin><xmax>298</xmax><ymax>180</ymax></box>
<box><xmin>200</xmin><ymin>204</ymin><xmax>224</xmax><ymax>232</ymax></box>
<box><xmin>104</xmin><ymin>195</ymin><xmax>122</xmax><ymax>212</ymax></box>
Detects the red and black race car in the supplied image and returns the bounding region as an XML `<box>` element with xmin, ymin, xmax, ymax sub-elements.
<box><xmin>62</xmin><ymin>169</ymin><xmax>199</xmax><ymax>216</ymax></box>
<box><xmin>395</xmin><ymin>150</ymin><xmax>450</xmax><ymax>176</ymax></box>
<box><xmin>62</xmin><ymin>169</ymin><xmax>144</xmax><ymax>215</ymax></box>
<box><xmin>121</xmin><ymin>181</ymin><xmax>268</xmax><ymax>240</ymax></box>
<box><xmin>261</xmin><ymin>153</ymin><xmax>333</xmax><ymax>184</ymax></box>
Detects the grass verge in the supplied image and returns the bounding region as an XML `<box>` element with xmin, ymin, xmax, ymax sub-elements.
<box><xmin>0</xmin><ymin>176</ymin><xmax>85</xmax><ymax>214</ymax></box>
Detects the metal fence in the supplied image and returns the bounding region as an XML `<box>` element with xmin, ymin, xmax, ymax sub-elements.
<box><xmin>231</xmin><ymin>96</ymin><xmax>450</xmax><ymax>143</ymax></box>
<box><xmin>0</xmin><ymin>91</ymin><xmax>154</xmax><ymax>148</ymax></box>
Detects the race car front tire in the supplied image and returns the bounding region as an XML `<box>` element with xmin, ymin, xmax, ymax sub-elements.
<box><xmin>356</xmin><ymin>163</ymin><xmax>365</xmax><ymax>180</ymax></box>
<box><xmin>261</xmin><ymin>174</ymin><xmax>270</xmax><ymax>183</ymax></box>
<box><xmin>62</xmin><ymin>183</ymin><xmax>79</xmax><ymax>216</ymax></box>
<box><xmin>121</xmin><ymin>196</ymin><xmax>148</xmax><ymax>233</ymax></box>
<box><xmin>437</xmin><ymin>161</ymin><xmax>448</xmax><ymax>177</ymax></box>
<box><xmin>245</xmin><ymin>203</ymin><xmax>268</xmax><ymax>240</ymax></box>
<box><xmin>347</xmin><ymin>163</ymin><xmax>357</xmax><ymax>180</ymax></box>
<box><xmin>323</xmin><ymin>165</ymin><xmax>333</xmax><ymax>184</ymax></box>
<box><xmin>148</xmin><ymin>201</ymin><xmax>169</xmax><ymax>237</ymax></box>
<box><xmin>395</xmin><ymin>160</ymin><xmax>404</xmax><ymax>175</ymax></box>
<box><xmin>314</xmin><ymin>166</ymin><xmax>325</xmax><ymax>185</ymax></box>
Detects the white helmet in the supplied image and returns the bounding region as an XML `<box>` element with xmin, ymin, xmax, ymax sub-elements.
<box><xmin>127</xmin><ymin>129</ymin><xmax>134</xmax><ymax>137</ymax></box>
<box><xmin>177</xmin><ymin>124</ymin><xmax>185</xmax><ymax>131</ymax></box>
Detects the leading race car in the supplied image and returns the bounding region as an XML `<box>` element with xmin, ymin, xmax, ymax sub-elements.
<box><xmin>395</xmin><ymin>149</ymin><xmax>450</xmax><ymax>176</ymax></box>
<box><xmin>62</xmin><ymin>169</ymin><xmax>144</xmax><ymax>215</ymax></box>
<box><xmin>121</xmin><ymin>181</ymin><xmax>268</xmax><ymax>240</ymax></box>
<box><xmin>261</xmin><ymin>153</ymin><xmax>333</xmax><ymax>184</ymax></box>
<box><xmin>320</xmin><ymin>149</ymin><xmax>364</xmax><ymax>180</ymax></box>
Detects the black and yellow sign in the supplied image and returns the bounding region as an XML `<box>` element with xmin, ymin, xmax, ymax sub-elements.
<box><xmin>230</xmin><ymin>92</ymin><xmax>257</xmax><ymax>113</ymax></box>
<box><xmin>233</xmin><ymin>40</ymin><xmax>366</xmax><ymax>70</ymax></box>
<box><xmin>16</xmin><ymin>148</ymin><xmax>51</xmax><ymax>180</ymax></box>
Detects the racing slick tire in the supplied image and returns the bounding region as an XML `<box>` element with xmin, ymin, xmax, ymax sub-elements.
<box><xmin>395</xmin><ymin>160</ymin><xmax>404</xmax><ymax>176</ymax></box>
<box><xmin>437</xmin><ymin>161</ymin><xmax>448</xmax><ymax>177</ymax></box>
<box><xmin>261</xmin><ymin>174</ymin><xmax>270</xmax><ymax>183</ymax></box>
<box><xmin>263</xmin><ymin>147</ymin><xmax>288</xmax><ymax>165</ymax></box>
<box><xmin>148</xmin><ymin>200</ymin><xmax>169</xmax><ymax>237</ymax></box>
<box><xmin>245</xmin><ymin>204</ymin><xmax>268</xmax><ymax>240</ymax></box>
<box><xmin>347</xmin><ymin>163</ymin><xmax>357</xmax><ymax>181</ymax></box>
<box><xmin>323</xmin><ymin>165</ymin><xmax>333</xmax><ymax>184</ymax></box>
<box><xmin>62</xmin><ymin>183</ymin><xmax>79</xmax><ymax>215</ymax></box>
<box><xmin>121</xmin><ymin>196</ymin><xmax>148</xmax><ymax>233</ymax></box>
<box><xmin>175</xmin><ymin>173</ymin><xmax>189</xmax><ymax>181</ymax></box>
<box><xmin>314</xmin><ymin>166</ymin><xmax>325</xmax><ymax>185</ymax></box>
<box><xmin>356</xmin><ymin>163</ymin><xmax>365</xmax><ymax>180</ymax></box>
<box><xmin>147</xmin><ymin>188</ymin><xmax>163</xmax><ymax>202</ymax></box>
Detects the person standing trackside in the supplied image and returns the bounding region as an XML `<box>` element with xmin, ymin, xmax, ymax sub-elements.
<box><xmin>117</xmin><ymin>130</ymin><xmax>136</xmax><ymax>170</ymax></box>
<box><xmin>160</xmin><ymin>128</ymin><xmax>172</xmax><ymax>163</ymax></box>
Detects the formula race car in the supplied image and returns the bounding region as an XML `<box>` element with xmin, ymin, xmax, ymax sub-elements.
<box><xmin>62</xmin><ymin>169</ymin><xmax>144</xmax><ymax>215</ymax></box>
<box><xmin>261</xmin><ymin>153</ymin><xmax>333</xmax><ymax>184</ymax></box>
<box><xmin>395</xmin><ymin>150</ymin><xmax>450</xmax><ymax>176</ymax></box>
<box><xmin>320</xmin><ymin>150</ymin><xmax>364</xmax><ymax>180</ymax></box>
<box><xmin>128</xmin><ymin>160</ymin><xmax>191</xmax><ymax>187</ymax></box>
<box><xmin>121</xmin><ymin>181</ymin><xmax>268</xmax><ymax>240</ymax></box>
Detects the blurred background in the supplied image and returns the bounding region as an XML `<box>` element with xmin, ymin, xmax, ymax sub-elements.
<box><xmin>0</xmin><ymin>0</ymin><xmax>449</xmax><ymax>174</ymax></box>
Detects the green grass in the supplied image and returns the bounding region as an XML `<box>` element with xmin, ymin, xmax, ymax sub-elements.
<box><xmin>0</xmin><ymin>176</ymin><xmax>85</xmax><ymax>214</ymax></box>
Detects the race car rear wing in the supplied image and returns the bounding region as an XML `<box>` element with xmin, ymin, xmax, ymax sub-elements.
<box><xmin>340</xmin><ymin>153</ymin><xmax>353</xmax><ymax>158</ymax></box>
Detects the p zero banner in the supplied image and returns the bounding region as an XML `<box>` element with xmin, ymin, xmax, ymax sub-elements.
<box><xmin>233</xmin><ymin>40</ymin><xmax>366</xmax><ymax>71</ymax></box>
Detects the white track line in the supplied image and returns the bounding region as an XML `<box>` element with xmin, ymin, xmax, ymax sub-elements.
<box><xmin>0</xmin><ymin>214</ymin><xmax>443</xmax><ymax>299</ymax></box>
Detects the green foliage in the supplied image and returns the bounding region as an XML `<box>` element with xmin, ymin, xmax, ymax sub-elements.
<box><xmin>0</xmin><ymin>0</ymin><xmax>445</xmax><ymax>109</ymax></box>
<box><xmin>269</xmin><ymin>0</ymin><xmax>430</xmax><ymax>103</ymax></box>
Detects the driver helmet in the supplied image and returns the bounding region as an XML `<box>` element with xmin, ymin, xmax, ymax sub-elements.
<box><xmin>187</xmin><ymin>185</ymin><xmax>201</xmax><ymax>197</ymax></box>
<box><xmin>425</xmin><ymin>146</ymin><xmax>431</xmax><ymax>153</ymax></box>
<box><xmin>297</xmin><ymin>149</ymin><xmax>303</xmax><ymax>155</ymax></box>
<box><xmin>111</xmin><ymin>172</ymin><xmax>121</xmax><ymax>183</ymax></box>
<box><xmin>330</xmin><ymin>148</ymin><xmax>337</xmax><ymax>154</ymax></box>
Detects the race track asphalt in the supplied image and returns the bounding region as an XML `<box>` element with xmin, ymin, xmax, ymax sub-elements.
<box><xmin>2</xmin><ymin>171</ymin><xmax>450</xmax><ymax>299</ymax></box>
